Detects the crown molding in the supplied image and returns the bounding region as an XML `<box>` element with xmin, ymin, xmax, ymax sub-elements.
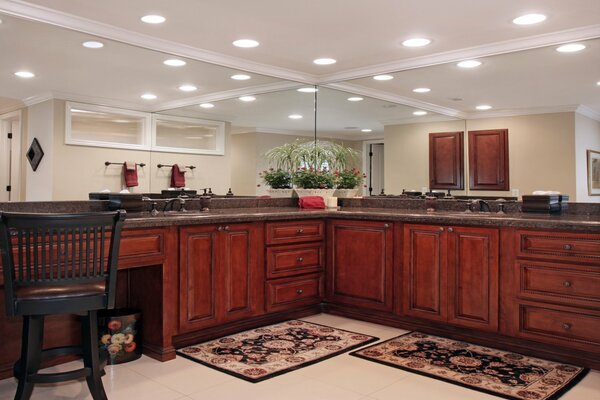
<box><xmin>21</xmin><ymin>91</ymin><xmax>157</xmax><ymax>112</ymax></box>
<box><xmin>22</xmin><ymin>92</ymin><xmax>53</xmax><ymax>107</ymax></box>
<box><xmin>463</xmin><ymin>104</ymin><xmax>581</xmax><ymax>120</ymax></box>
<box><xmin>319</xmin><ymin>24</ymin><xmax>600</xmax><ymax>83</ymax></box>
<box><xmin>0</xmin><ymin>103</ymin><xmax>25</xmax><ymax>115</ymax></box>
<box><xmin>325</xmin><ymin>82</ymin><xmax>467</xmax><ymax>119</ymax></box>
<box><xmin>576</xmin><ymin>105</ymin><xmax>600</xmax><ymax>122</ymax></box>
<box><xmin>0</xmin><ymin>0</ymin><xmax>317</xmax><ymax>84</ymax></box>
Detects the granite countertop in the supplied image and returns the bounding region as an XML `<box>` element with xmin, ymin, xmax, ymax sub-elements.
<box><xmin>123</xmin><ymin>207</ymin><xmax>600</xmax><ymax>232</ymax></box>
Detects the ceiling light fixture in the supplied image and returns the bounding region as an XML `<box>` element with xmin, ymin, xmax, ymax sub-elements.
<box><xmin>199</xmin><ymin>103</ymin><xmax>215</xmax><ymax>109</ymax></box>
<box><xmin>413</xmin><ymin>111</ymin><xmax>428</xmax><ymax>116</ymax></box>
<box><xmin>288</xmin><ymin>114</ymin><xmax>303</xmax><ymax>119</ymax></box>
<box><xmin>556</xmin><ymin>43</ymin><xmax>586</xmax><ymax>53</ymax></box>
<box><xmin>402</xmin><ymin>38</ymin><xmax>431</xmax><ymax>47</ymax></box>
<box><xmin>233</xmin><ymin>39</ymin><xmax>259</xmax><ymax>48</ymax></box>
<box><xmin>163</xmin><ymin>59</ymin><xmax>186</xmax><ymax>67</ymax></box>
<box><xmin>597</xmin><ymin>81</ymin><xmax>600</xmax><ymax>86</ymax></box>
<box><xmin>141</xmin><ymin>15</ymin><xmax>166</xmax><ymax>24</ymax></box>
<box><xmin>347</xmin><ymin>97</ymin><xmax>363</xmax><ymax>102</ymax></box>
<box><xmin>512</xmin><ymin>13</ymin><xmax>547</xmax><ymax>25</ymax></box>
<box><xmin>297</xmin><ymin>87</ymin><xmax>318</xmax><ymax>93</ymax></box>
<box><xmin>178</xmin><ymin>84</ymin><xmax>197</xmax><ymax>92</ymax></box>
<box><xmin>413</xmin><ymin>87</ymin><xmax>431</xmax><ymax>93</ymax></box>
<box><xmin>361</xmin><ymin>129</ymin><xmax>373</xmax><ymax>133</ymax></box>
<box><xmin>313</xmin><ymin>58</ymin><xmax>336</xmax><ymax>65</ymax></box>
<box><xmin>140</xmin><ymin>93</ymin><xmax>157</xmax><ymax>100</ymax></box>
<box><xmin>476</xmin><ymin>104</ymin><xmax>492</xmax><ymax>110</ymax></box>
<box><xmin>82</xmin><ymin>41</ymin><xmax>104</xmax><ymax>49</ymax></box>
<box><xmin>231</xmin><ymin>74</ymin><xmax>251</xmax><ymax>80</ymax></box>
<box><xmin>373</xmin><ymin>75</ymin><xmax>394</xmax><ymax>81</ymax></box>
<box><xmin>457</xmin><ymin>60</ymin><xmax>482</xmax><ymax>68</ymax></box>
<box><xmin>239</xmin><ymin>96</ymin><xmax>256</xmax><ymax>102</ymax></box>
<box><xmin>14</xmin><ymin>71</ymin><xmax>35</xmax><ymax>78</ymax></box>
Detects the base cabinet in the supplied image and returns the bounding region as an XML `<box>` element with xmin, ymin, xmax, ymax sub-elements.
<box><xmin>402</xmin><ymin>224</ymin><xmax>499</xmax><ymax>332</ymax></box>
<box><xmin>179</xmin><ymin>223</ymin><xmax>264</xmax><ymax>333</ymax></box>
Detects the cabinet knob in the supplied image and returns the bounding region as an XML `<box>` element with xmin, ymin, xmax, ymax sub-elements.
<box><xmin>563</xmin><ymin>281</ymin><xmax>572</xmax><ymax>287</ymax></box>
<box><xmin>562</xmin><ymin>323</ymin><xmax>571</xmax><ymax>331</ymax></box>
<box><xmin>383</xmin><ymin>223</ymin><xmax>390</xmax><ymax>229</ymax></box>
<box><xmin>224</xmin><ymin>225</ymin><xmax>230</xmax><ymax>231</ymax></box>
<box><xmin>217</xmin><ymin>226</ymin><xmax>223</xmax><ymax>231</ymax></box>
<box><xmin>439</xmin><ymin>227</ymin><xmax>444</xmax><ymax>232</ymax></box>
<box><xmin>297</xmin><ymin>228</ymin><xmax>304</xmax><ymax>234</ymax></box>
<box><xmin>563</xmin><ymin>244</ymin><xmax>572</xmax><ymax>250</ymax></box>
<box><xmin>296</xmin><ymin>289</ymin><xmax>304</xmax><ymax>295</ymax></box>
<box><xmin>297</xmin><ymin>257</ymin><xmax>304</xmax><ymax>262</ymax></box>
<box><xmin>447</xmin><ymin>227</ymin><xmax>454</xmax><ymax>233</ymax></box>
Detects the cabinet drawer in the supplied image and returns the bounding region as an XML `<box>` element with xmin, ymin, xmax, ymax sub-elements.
<box><xmin>266</xmin><ymin>220</ymin><xmax>324</xmax><ymax>245</ymax></box>
<box><xmin>267</xmin><ymin>243</ymin><xmax>324</xmax><ymax>278</ymax></box>
<box><xmin>266</xmin><ymin>274</ymin><xmax>323</xmax><ymax>312</ymax></box>
<box><xmin>519</xmin><ymin>261</ymin><xmax>600</xmax><ymax>304</ymax></box>
<box><xmin>519</xmin><ymin>304</ymin><xmax>600</xmax><ymax>349</ymax></box>
<box><xmin>517</xmin><ymin>230</ymin><xmax>600</xmax><ymax>263</ymax></box>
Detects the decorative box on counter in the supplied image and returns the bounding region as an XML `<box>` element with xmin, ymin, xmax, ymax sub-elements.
<box><xmin>521</xmin><ymin>194</ymin><xmax>569</xmax><ymax>213</ymax></box>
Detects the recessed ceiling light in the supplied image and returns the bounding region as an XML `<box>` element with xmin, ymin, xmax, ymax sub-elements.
<box><xmin>140</xmin><ymin>93</ymin><xmax>157</xmax><ymax>100</ymax></box>
<box><xmin>288</xmin><ymin>114</ymin><xmax>303</xmax><ymax>119</ymax></box>
<box><xmin>597</xmin><ymin>81</ymin><xmax>600</xmax><ymax>86</ymax></box>
<box><xmin>402</xmin><ymin>38</ymin><xmax>431</xmax><ymax>47</ymax></box>
<box><xmin>233</xmin><ymin>39</ymin><xmax>259</xmax><ymax>48</ymax></box>
<box><xmin>413</xmin><ymin>87</ymin><xmax>431</xmax><ymax>93</ymax></box>
<box><xmin>361</xmin><ymin>129</ymin><xmax>373</xmax><ymax>133</ymax></box>
<box><xmin>476</xmin><ymin>105</ymin><xmax>492</xmax><ymax>110</ymax></box>
<box><xmin>239</xmin><ymin>96</ymin><xmax>256</xmax><ymax>102</ymax></box>
<box><xmin>556</xmin><ymin>43</ymin><xmax>586</xmax><ymax>53</ymax></box>
<box><xmin>347</xmin><ymin>97</ymin><xmax>363</xmax><ymax>102</ymax></box>
<box><xmin>82</xmin><ymin>41</ymin><xmax>104</xmax><ymax>49</ymax></box>
<box><xmin>178</xmin><ymin>84</ymin><xmax>197</xmax><ymax>92</ymax></box>
<box><xmin>313</xmin><ymin>58</ymin><xmax>336</xmax><ymax>65</ymax></box>
<box><xmin>413</xmin><ymin>111</ymin><xmax>428</xmax><ymax>116</ymax></box>
<box><xmin>163</xmin><ymin>59</ymin><xmax>186</xmax><ymax>67</ymax></box>
<box><xmin>297</xmin><ymin>87</ymin><xmax>318</xmax><ymax>93</ymax></box>
<box><xmin>457</xmin><ymin>60</ymin><xmax>482</xmax><ymax>68</ymax></box>
<box><xmin>231</xmin><ymin>74</ymin><xmax>251</xmax><ymax>80</ymax></box>
<box><xmin>141</xmin><ymin>15</ymin><xmax>166</xmax><ymax>24</ymax></box>
<box><xmin>373</xmin><ymin>75</ymin><xmax>394</xmax><ymax>81</ymax></box>
<box><xmin>512</xmin><ymin>13</ymin><xmax>547</xmax><ymax>25</ymax></box>
<box><xmin>199</xmin><ymin>103</ymin><xmax>215</xmax><ymax>109</ymax></box>
<box><xmin>14</xmin><ymin>71</ymin><xmax>34</xmax><ymax>78</ymax></box>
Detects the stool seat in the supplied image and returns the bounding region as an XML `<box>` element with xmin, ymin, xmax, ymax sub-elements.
<box><xmin>15</xmin><ymin>280</ymin><xmax>106</xmax><ymax>301</ymax></box>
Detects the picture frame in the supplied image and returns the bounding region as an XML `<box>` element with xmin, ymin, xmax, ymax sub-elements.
<box><xmin>587</xmin><ymin>149</ymin><xmax>600</xmax><ymax>196</ymax></box>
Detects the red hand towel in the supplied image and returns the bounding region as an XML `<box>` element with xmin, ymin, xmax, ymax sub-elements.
<box><xmin>171</xmin><ymin>164</ymin><xmax>186</xmax><ymax>188</ymax></box>
<box><xmin>298</xmin><ymin>196</ymin><xmax>326</xmax><ymax>209</ymax></box>
<box><xmin>123</xmin><ymin>163</ymin><xmax>138</xmax><ymax>187</ymax></box>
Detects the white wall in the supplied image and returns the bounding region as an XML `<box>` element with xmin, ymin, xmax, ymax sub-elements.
<box><xmin>575</xmin><ymin>113</ymin><xmax>600</xmax><ymax>202</ymax></box>
<box><xmin>26</xmin><ymin>100</ymin><xmax>55</xmax><ymax>201</ymax></box>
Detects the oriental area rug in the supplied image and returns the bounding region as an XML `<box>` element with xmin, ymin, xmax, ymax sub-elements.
<box><xmin>350</xmin><ymin>332</ymin><xmax>588</xmax><ymax>400</ymax></box>
<box><xmin>177</xmin><ymin>320</ymin><xmax>378</xmax><ymax>382</ymax></box>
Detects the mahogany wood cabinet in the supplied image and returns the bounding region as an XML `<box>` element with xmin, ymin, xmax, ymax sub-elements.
<box><xmin>402</xmin><ymin>223</ymin><xmax>499</xmax><ymax>332</ymax></box>
<box><xmin>468</xmin><ymin>129</ymin><xmax>509</xmax><ymax>191</ymax></box>
<box><xmin>429</xmin><ymin>131</ymin><xmax>464</xmax><ymax>190</ymax></box>
<box><xmin>326</xmin><ymin>220</ymin><xmax>394</xmax><ymax>312</ymax></box>
<box><xmin>502</xmin><ymin>229</ymin><xmax>600</xmax><ymax>354</ymax></box>
<box><xmin>178</xmin><ymin>222</ymin><xmax>265</xmax><ymax>333</ymax></box>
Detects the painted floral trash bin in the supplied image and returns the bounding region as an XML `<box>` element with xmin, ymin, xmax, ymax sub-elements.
<box><xmin>98</xmin><ymin>308</ymin><xmax>142</xmax><ymax>364</ymax></box>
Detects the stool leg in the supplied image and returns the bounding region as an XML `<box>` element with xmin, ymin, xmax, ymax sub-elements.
<box><xmin>14</xmin><ymin>315</ymin><xmax>44</xmax><ymax>400</ymax></box>
<box><xmin>82</xmin><ymin>310</ymin><xmax>107</xmax><ymax>400</ymax></box>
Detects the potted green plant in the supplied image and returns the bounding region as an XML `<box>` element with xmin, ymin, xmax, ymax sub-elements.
<box><xmin>258</xmin><ymin>168</ymin><xmax>294</xmax><ymax>197</ymax></box>
<box><xmin>292</xmin><ymin>167</ymin><xmax>336</xmax><ymax>199</ymax></box>
<box><xmin>334</xmin><ymin>168</ymin><xmax>366</xmax><ymax>198</ymax></box>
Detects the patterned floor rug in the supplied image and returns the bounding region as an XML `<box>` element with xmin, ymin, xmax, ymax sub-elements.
<box><xmin>177</xmin><ymin>320</ymin><xmax>378</xmax><ymax>382</ymax></box>
<box><xmin>351</xmin><ymin>332</ymin><xmax>588</xmax><ymax>400</ymax></box>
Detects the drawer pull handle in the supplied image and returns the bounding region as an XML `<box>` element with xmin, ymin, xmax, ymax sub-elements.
<box><xmin>563</xmin><ymin>323</ymin><xmax>571</xmax><ymax>331</ymax></box>
<box><xmin>563</xmin><ymin>244</ymin><xmax>572</xmax><ymax>250</ymax></box>
<box><xmin>563</xmin><ymin>281</ymin><xmax>572</xmax><ymax>287</ymax></box>
<box><xmin>297</xmin><ymin>228</ymin><xmax>304</xmax><ymax>234</ymax></box>
<box><xmin>296</xmin><ymin>289</ymin><xmax>304</xmax><ymax>295</ymax></box>
<box><xmin>297</xmin><ymin>257</ymin><xmax>304</xmax><ymax>262</ymax></box>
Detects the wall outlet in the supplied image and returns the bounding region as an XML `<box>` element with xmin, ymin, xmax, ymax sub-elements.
<box><xmin>512</xmin><ymin>189</ymin><xmax>519</xmax><ymax>197</ymax></box>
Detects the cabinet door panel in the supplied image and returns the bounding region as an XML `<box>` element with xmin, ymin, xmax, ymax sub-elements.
<box><xmin>402</xmin><ymin>224</ymin><xmax>447</xmax><ymax>321</ymax></box>
<box><xmin>326</xmin><ymin>220</ymin><xmax>393</xmax><ymax>311</ymax></box>
<box><xmin>469</xmin><ymin>129</ymin><xmax>509</xmax><ymax>191</ymax></box>
<box><xmin>179</xmin><ymin>226</ymin><xmax>218</xmax><ymax>332</ymax></box>
<box><xmin>429</xmin><ymin>131</ymin><xmax>464</xmax><ymax>190</ymax></box>
<box><xmin>447</xmin><ymin>227</ymin><xmax>499</xmax><ymax>331</ymax></box>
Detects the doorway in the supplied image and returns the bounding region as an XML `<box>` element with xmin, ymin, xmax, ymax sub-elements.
<box><xmin>362</xmin><ymin>141</ymin><xmax>384</xmax><ymax>196</ymax></box>
<box><xmin>0</xmin><ymin>111</ymin><xmax>22</xmax><ymax>202</ymax></box>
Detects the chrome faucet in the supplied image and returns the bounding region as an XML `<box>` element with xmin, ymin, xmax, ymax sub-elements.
<box><xmin>469</xmin><ymin>199</ymin><xmax>491</xmax><ymax>212</ymax></box>
<box><xmin>163</xmin><ymin>197</ymin><xmax>187</xmax><ymax>212</ymax></box>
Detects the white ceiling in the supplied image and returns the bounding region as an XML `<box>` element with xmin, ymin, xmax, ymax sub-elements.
<box><xmin>0</xmin><ymin>0</ymin><xmax>599</xmax><ymax>132</ymax></box>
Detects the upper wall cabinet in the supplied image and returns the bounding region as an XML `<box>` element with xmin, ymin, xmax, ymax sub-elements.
<box><xmin>429</xmin><ymin>131</ymin><xmax>464</xmax><ymax>190</ymax></box>
<box><xmin>468</xmin><ymin>129</ymin><xmax>509</xmax><ymax>191</ymax></box>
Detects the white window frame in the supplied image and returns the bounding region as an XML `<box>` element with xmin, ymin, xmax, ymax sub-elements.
<box><xmin>151</xmin><ymin>114</ymin><xmax>225</xmax><ymax>155</ymax></box>
<box><xmin>65</xmin><ymin>101</ymin><xmax>152</xmax><ymax>150</ymax></box>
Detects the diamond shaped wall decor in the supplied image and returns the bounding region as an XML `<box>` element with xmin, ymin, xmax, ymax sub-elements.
<box><xmin>26</xmin><ymin>138</ymin><xmax>44</xmax><ymax>171</ymax></box>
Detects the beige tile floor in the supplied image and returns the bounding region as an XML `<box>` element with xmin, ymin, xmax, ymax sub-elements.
<box><xmin>0</xmin><ymin>314</ymin><xmax>598</xmax><ymax>400</ymax></box>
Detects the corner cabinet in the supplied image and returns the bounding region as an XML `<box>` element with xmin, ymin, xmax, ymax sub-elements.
<box><xmin>178</xmin><ymin>223</ymin><xmax>265</xmax><ymax>333</ymax></box>
<box><xmin>402</xmin><ymin>224</ymin><xmax>499</xmax><ymax>332</ymax></box>
<box><xmin>326</xmin><ymin>220</ymin><xmax>394</xmax><ymax>312</ymax></box>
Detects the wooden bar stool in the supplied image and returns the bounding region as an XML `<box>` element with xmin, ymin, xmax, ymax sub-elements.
<box><xmin>0</xmin><ymin>211</ymin><xmax>126</xmax><ymax>400</ymax></box>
